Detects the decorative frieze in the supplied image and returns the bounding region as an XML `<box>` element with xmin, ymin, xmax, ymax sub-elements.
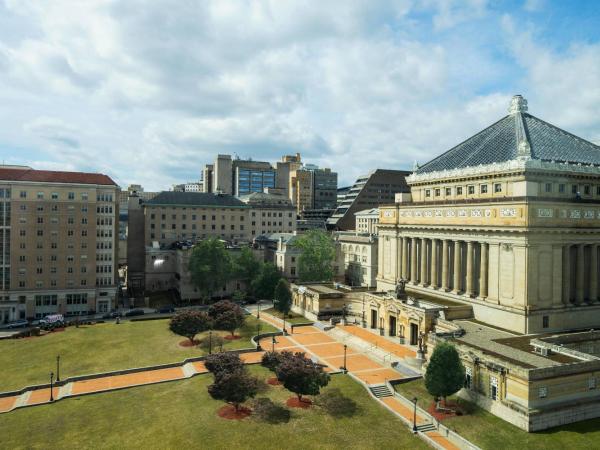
<box><xmin>500</xmin><ymin>208</ymin><xmax>517</xmax><ymax>217</ymax></box>
<box><xmin>537</xmin><ymin>208</ymin><xmax>553</xmax><ymax>218</ymax></box>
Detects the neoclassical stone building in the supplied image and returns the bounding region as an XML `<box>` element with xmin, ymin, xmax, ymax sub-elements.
<box><xmin>378</xmin><ymin>95</ymin><xmax>600</xmax><ymax>334</ymax></box>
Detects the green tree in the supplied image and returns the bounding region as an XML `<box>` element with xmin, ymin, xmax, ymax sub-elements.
<box><xmin>205</xmin><ymin>352</ymin><xmax>244</xmax><ymax>378</ymax></box>
<box><xmin>273</xmin><ymin>279</ymin><xmax>292</xmax><ymax>318</ymax></box>
<box><xmin>293</xmin><ymin>230</ymin><xmax>336</xmax><ymax>282</ymax></box>
<box><xmin>276</xmin><ymin>352</ymin><xmax>330</xmax><ymax>402</ymax></box>
<box><xmin>251</xmin><ymin>262</ymin><xmax>281</xmax><ymax>300</ymax></box>
<box><xmin>209</xmin><ymin>300</ymin><xmax>246</xmax><ymax>336</ymax></box>
<box><xmin>188</xmin><ymin>238</ymin><xmax>233</xmax><ymax>301</ymax></box>
<box><xmin>233</xmin><ymin>247</ymin><xmax>261</xmax><ymax>298</ymax></box>
<box><xmin>168</xmin><ymin>310</ymin><xmax>212</xmax><ymax>345</ymax></box>
<box><xmin>424</xmin><ymin>342</ymin><xmax>465</xmax><ymax>407</ymax></box>
<box><xmin>207</xmin><ymin>369</ymin><xmax>259</xmax><ymax>411</ymax></box>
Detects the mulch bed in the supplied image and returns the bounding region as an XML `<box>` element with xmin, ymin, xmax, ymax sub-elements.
<box><xmin>426</xmin><ymin>400</ymin><xmax>464</xmax><ymax>421</ymax></box>
<box><xmin>178</xmin><ymin>339</ymin><xmax>200</xmax><ymax>347</ymax></box>
<box><xmin>224</xmin><ymin>335</ymin><xmax>241</xmax><ymax>340</ymax></box>
<box><xmin>286</xmin><ymin>397</ymin><xmax>312</xmax><ymax>408</ymax></box>
<box><xmin>217</xmin><ymin>404</ymin><xmax>252</xmax><ymax>420</ymax></box>
<box><xmin>267</xmin><ymin>377</ymin><xmax>281</xmax><ymax>386</ymax></box>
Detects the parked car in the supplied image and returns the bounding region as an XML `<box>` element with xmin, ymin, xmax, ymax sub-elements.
<box><xmin>124</xmin><ymin>309</ymin><xmax>145</xmax><ymax>317</ymax></box>
<box><xmin>1</xmin><ymin>319</ymin><xmax>29</xmax><ymax>329</ymax></box>
<box><xmin>39</xmin><ymin>314</ymin><xmax>65</xmax><ymax>330</ymax></box>
<box><xmin>157</xmin><ymin>305</ymin><xmax>175</xmax><ymax>314</ymax></box>
<box><xmin>102</xmin><ymin>311</ymin><xmax>122</xmax><ymax>319</ymax></box>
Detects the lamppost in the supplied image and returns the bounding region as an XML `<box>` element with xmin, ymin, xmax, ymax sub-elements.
<box><xmin>56</xmin><ymin>355</ymin><xmax>61</xmax><ymax>382</ymax></box>
<box><xmin>256</xmin><ymin>300</ymin><xmax>261</xmax><ymax>319</ymax></box>
<box><xmin>412</xmin><ymin>397</ymin><xmax>418</xmax><ymax>433</ymax></box>
<box><xmin>256</xmin><ymin>322</ymin><xmax>262</xmax><ymax>352</ymax></box>
<box><xmin>208</xmin><ymin>330</ymin><xmax>213</xmax><ymax>355</ymax></box>
<box><xmin>49</xmin><ymin>372</ymin><xmax>55</xmax><ymax>402</ymax></box>
<box><xmin>282</xmin><ymin>316</ymin><xmax>287</xmax><ymax>335</ymax></box>
<box><xmin>271</xmin><ymin>335</ymin><xmax>277</xmax><ymax>353</ymax></box>
<box><xmin>342</xmin><ymin>344</ymin><xmax>347</xmax><ymax>372</ymax></box>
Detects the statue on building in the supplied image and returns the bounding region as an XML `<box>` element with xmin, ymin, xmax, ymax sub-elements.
<box><xmin>395</xmin><ymin>279</ymin><xmax>406</xmax><ymax>300</ymax></box>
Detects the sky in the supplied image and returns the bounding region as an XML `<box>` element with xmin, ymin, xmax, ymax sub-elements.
<box><xmin>1</xmin><ymin>0</ymin><xmax>600</xmax><ymax>190</ymax></box>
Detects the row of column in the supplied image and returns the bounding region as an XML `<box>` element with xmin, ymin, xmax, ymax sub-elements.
<box><xmin>396</xmin><ymin>236</ymin><xmax>489</xmax><ymax>298</ymax></box>
<box><xmin>563</xmin><ymin>244</ymin><xmax>599</xmax><ymax>304</ymax></box>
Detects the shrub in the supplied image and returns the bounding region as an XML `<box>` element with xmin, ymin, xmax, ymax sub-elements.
<box><xmin>276</xmin><ymin>352</ymin><xmax>330</xmax><ymax>402</ymax></box>
<box><xmin>251</xmin><ymin>398</ymin><xmax>291</xmax><ymax>424</ymax></box>
<box><xmin>198</xmin><ymin>335</ymin><xmax>225</xmax><ymax>353</ymax></box>
<box><xmin>208</xmin><ymin>369</ymin><xmax>259</xmax><ymax>411</ymax></box>
<box><xmin>169</xmin><ymin>310</ymin><xmax>212</xmax><ymax>344</ymax></box>
<box><xmin>204</xmin><ymin>352</ymin><xmax>244</xmax><ymax>379</ymax></box>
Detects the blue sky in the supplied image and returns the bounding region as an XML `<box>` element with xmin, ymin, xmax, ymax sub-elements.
<box><xmin>0</xmin><ymin>0</ymin><xmax>599</xmax><ymax>190</ymax></box>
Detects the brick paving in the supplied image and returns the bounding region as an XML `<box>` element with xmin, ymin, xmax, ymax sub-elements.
<box><xmin>0</xmin><ymin>396</ymin><xmax>17</xmax><ymax>412</ymax></box>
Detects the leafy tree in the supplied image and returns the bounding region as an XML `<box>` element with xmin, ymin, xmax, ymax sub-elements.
<box><xmin>424</xmin><ymin>342</ymin><xmax>465</xmax><ymax>407</ymax></box>
<box><xmin>273</xmin><ymin>279</ymin><xmax>292</xmax><ymax>318</ymax></box>
<box><xmin>293</xmin><ymin>230</ymin><xmax>336</xmax><ymax>282</ymax></box>
<box><xmin>205</xmin><ymin>352</ymin><xmax>244</xmax><ymax>378</ymax></box>
<box><xmin>208</xmin><ymin>368</ymin><xmax>260</xmax><ymax>411</ymax></box>
<box><xmin>188</xmin><ymin>238</ymin><xmax>233</xmax><ymax>301</ymax></box>
<box><xmin>233</xmin><ymin>247</ymin><xmax>261</xmax><ymax>297</ymax></box>
<box><xmin>232</xmin><ymin>290</ymin><xmax>246</xmax><ymax>303</ymax></box>
<box><xmin>208</xmin><ymin>300</ymin><xmax>246</xmax><ymax>336</ymax></box>
<box><xmin>251</xmin><ymin>262</ymin><xmax>281</xmax><ymax>300</ymax></box>
<box><xmin>168</xmin><ymin>310</ymin><xmax>212</xmax><ymax>344</ymax></box>
<box><xmin>276</xmin><ymin>352</ymin><xmax>330</xmax><ymax>402</ymax></box>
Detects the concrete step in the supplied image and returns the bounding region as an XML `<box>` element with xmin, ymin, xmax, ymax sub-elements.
<box><xmin>417</xmin><ymin>423</ymin><xmax>437</xmax><ymax>433</ymax></box>
<box><xmin>369</xmin><ymin>384</ymin><xmax>393</xmax><ymax>398</ymax></box>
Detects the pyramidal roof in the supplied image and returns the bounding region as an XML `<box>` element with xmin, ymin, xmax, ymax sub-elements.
<box><xmin>416</xmin><ymin>95</ymin><xmax>600</xmax><ymax>175</ymax></box>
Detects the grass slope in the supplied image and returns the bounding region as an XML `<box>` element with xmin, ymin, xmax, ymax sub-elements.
<box><xmin>0</xmin><ymin>316</ymin><xmax>275</xmax><ymax>392</ymax></box>
<box><xmin>1</xmin><ymin>366</ymin><xmax>428</xmax><ymax>450</ymax></box>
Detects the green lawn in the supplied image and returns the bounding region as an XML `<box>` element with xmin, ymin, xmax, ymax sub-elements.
<box><xmin>0</xmin><ymin>366</ymin><xmax>427</xmax><ymax>450</ymax></box>
<box><xmin>262</xmin><ymin>307</ymin><xmax>312</xmax><ymax>324</ymax></box>
<box><xmin>0</xmin><ymin>315</ymin><xmax>275</xmax><ymax>392</ymax></box>
<box><xmin>395</xmin><ymin>379</ymin><xmax>600</xmax><ymax>450</ymax></box>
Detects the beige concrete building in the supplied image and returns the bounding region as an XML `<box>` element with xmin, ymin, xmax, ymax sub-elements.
<box><xmin>336</xmin><ymin>232</ymin><xmax>378</xmax><ymax>288</ymax></box>
<box><xmin>377</xmin><ymin>95</ymin><xmax>600</xmax><ymax>335</ymax></box>
<box><xmin>0</xmin><ymin>165</ymin><xmax>119</xmax><ymax>321</ymax></box>
<box><xmin>238</xmin><ymin>192</ymin><xmax>296</xmax><ymax>237</ymax></box>
<box><xmin>355</xmin><ymin>208</ymin><xmax>379</xmax><ymax>234</ymax></box>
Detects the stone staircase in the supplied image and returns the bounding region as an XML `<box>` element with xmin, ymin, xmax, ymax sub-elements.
<box><xmin>417</xmin><ymin>423</ymin><xmax>437</xmax><ymax>433</ymax></box>
<box><xmin>369</xmin><ymin>384</ymin><xmax>393</xmax><ymax>398</ymax></box>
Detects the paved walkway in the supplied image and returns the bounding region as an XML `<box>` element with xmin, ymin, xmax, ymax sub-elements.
<box><xmin>257</xmin><ymin>312</ymin><xmax>467</xmax><ymax>450</ymax></box>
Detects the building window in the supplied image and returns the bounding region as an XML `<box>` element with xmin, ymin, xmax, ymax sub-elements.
<box><xmin>494</xmin><ymin>183</ymin><xmax>502</xmax><ymax>193</ymax></box>
<box><xmin>538</xmin><ymin>386</ymin><xmax>547</xmax><ymax>398</ymax></box>
<box><xmin>51</xmin><ymin>192</ymin><xmax>59</xmax><ymax>200</ymax></box>
<box><xmin>445</xmin><ymin>187</ymin><xmax>451</xmax><ymax>196</ymax></box>
<box><xmin>572</xmin><ymin>184</ymin><xmax>578</xmax><ymax>194</ymax></box>
<box><xmin>468</xmin><ymin>185</ymin><xmax>475</xmax><ymax>195</ymax></box>
<box><xmin>545</xmin><ymin>183</ymin><xmax>552</xmax><ymax>193</ymax></box>
<box><xmin>434</xmin><ymin>188</ymin><xmax>440</xmax><ymax>197</ymax></box>
<box><xmin>589</xmin><ymin>378</ymin><xmax>596</xmax><ymax>390</ymax></box>
<box><xmin>456</xmin><ymin>187</ymin><xmax>463</xmax><ymax>195</ymax></box>
<box><xmin>465</xmin><ymin>367</ymin><xmax>472</xmax><ymax>389</ymax></box>
<box><xmin>542</xmin><ymin>315</ymin><xmax>549</xmax><ymax>329</ymax></box>
<box><xmin>490</xmin><ymin>376</ymin><xmax>498</xmax><ymax>400</ymax></box>
<box><xmin>425</xmin><ymin>189</ymin><xmax>431</xmax><ymax>198</ymax></box>
<box><xmin>559</xmin><ymin>184</ymin><xmax>565</xmax><ymax>193</ymax></box>
<box><xmin>37</xmin><ymin>192</ymin><xmax>44</xmax><ymax>199</ymax></box>
<box><xmin>480</xmin><ymin>185</ymin><xmax>488</xmax><ymax>194</ymax></box>
<box><xmin>20</xmin><ymin>191</ymin><xmax>26</xmax><ymax>198</ymax></box>
<box><xmin>584</xmin><ymin>185</ymin><xmax>591</xmax><ymax>195</ymax></box>
<box><xmin>68</xmin><ymin>192</ymin><xmax>75</xmax><ymax>200</ymax></box>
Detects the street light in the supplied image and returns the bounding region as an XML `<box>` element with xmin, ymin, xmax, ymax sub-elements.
<box><xmin>49</xmin><ymin>372</ymin><xmax>55</xmax><ymax>402</ymax></box>
<box><xmin>412</xmin><ymin>397</ymin><xmax>418</xmax><ymax>433</ymax></box>
<box><xmin>257</xmin><ymin>300</ymin><xmax>261</xmax><ymax>319</ymax></box>
<box><xmin>282</xmin><ymin>316</ymin><xmax>287</xmax><ymax>335</ymax></box>
<box><xmin>208</xmin><ymin>331</ymin><xmax>213</xmax><ymax>355</ymax></box>
<box><xmin>342</xmin><ymin>344</ymin><xmax>348</xmax><ymax>372</ymax></box>
<box><xmin>56</xmin><ymin>355</ymin><xmax>61</xmax><ymax>382</ymax></box>
<box><xmin>271</xmin><ymin>335</ymin><xmax>277</xmax><ymax>353</ymax></box>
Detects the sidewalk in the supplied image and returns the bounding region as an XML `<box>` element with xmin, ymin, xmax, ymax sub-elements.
<box><xmin>256</xmin><ymin>311</ymin><xmax>473</xmax><ymax>450</ymax></box>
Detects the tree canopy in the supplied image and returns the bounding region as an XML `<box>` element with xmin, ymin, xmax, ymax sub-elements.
<box><xmin>424</xmin><ymin>342</ymin><xmax>465</xmax><ymax>404</ymax></box>
<box><xmin>188</xmin><ymin>238</ymin><xmax>233</xmax><ymax>301</ymax></box>
<box><xmin>293</xmin><ymin>230</ymin><xmax>336</xmax><ymax>282</ymax></box>
<box><xmin>233</xmin><ymin>247</ymin><xmax>262</xmax><ymax>298</ymax></box>
<box><xmin>168</xmin><ymin>310</ymin><xmax>212</xmax><ymax>344</ymax></box>
<box><xmin>273</xmin><ymin>279</ymin><xmax>292</xmax><ymax>317</ymax></box>
<box><xmin>205</xmin><ymin>352</ymin><xmax>244</xmax><ymax>377</ymax></box>
<box><xmin>209</xmin><ymin>300</ymin><xmax>246</xmax><ymax>336</ymax></box>
<box><xmin>205</xmin><ymin>352</ymin><xmax>259</xmax><ymax>411</ymax></box>
<box><xmin>251</xmin><ymin>262</ymin><xmax>282</xmax><ymax>300</ymax></box>
<box><xmin>276</xmin><ymin>352</ymin><xmax>330</xmax><ymax>401</ymax></box>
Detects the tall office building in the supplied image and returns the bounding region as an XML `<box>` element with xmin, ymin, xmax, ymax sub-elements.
<box><xmin>208</xmin><ymin>154</ymin><xmax>276</xmax><ymax>196</ymax></box>
<box><xmin>290</xmin><ymin>165</ymin><xmax>338</xmax><ymax>212</ymax></box>
<box><xmin>0</xmin><ymin>165</ymin><xmax>119</xmax><ymax>322</ymax></box>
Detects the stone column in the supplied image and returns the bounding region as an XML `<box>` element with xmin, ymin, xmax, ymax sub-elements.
<box><xmin>441</xmin><ymin>239</ymin><xmax>449</xmax><ymax>291</ymax></box>
<box><xmin>391</xmin><ymin>234</ymin><xmax>398</xmax><ymax>282</ymax></box>
<box><xmin>576</xmin><ymin>244</ymin><xmax>585</xmax><ymax>304</ymax></box>
<box><xmin>453</xmin><ymin>240</ymin><xmax>462</xmax><ymax>293</ymax></box>
<box><xmin>563</xmin><ymin>245</ymin><xmax>571</xmax><ymax>304</ymax></box>
<box><xmin>480</xmin><ymin>242</ymin><xmax>489</xmax><ymax>298</ymax></box>
<box><xmin>377</xmin><ymin>237</ymin><xmax>384</xmax><ymax>279</ymax></box>
<box><xmin>466</xmin><ymin>241</ymin><xmax>474</xmax><ymax>297</ymax></box>
<box><xmin>420</xmin><ymin>238</ymin><xmax>428</xmax><ymax>286</ymax></box>
<box><xmin>402</xmin><ymin>237</ymin><xmax>409</xmax><ymax>280</ymax></box>
<box><xmin>410</xmin><ymin>237</ymin><xmax>418</xmax><ymax>284</ymax></box>
<box><xmin>591</xmin><ymin>244</ymin><xmax>598</xmax><ymax>302</ymax></box>
<box><xmin>431</xmin><ymin>239</ymin><xmax>438</xmax><ymax>288</ymax></box>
